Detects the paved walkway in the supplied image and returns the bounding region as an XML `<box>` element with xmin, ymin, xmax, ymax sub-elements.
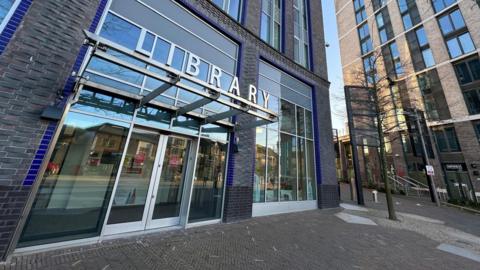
<box><xmin>1</xmin><ymin>186</ymin><xmax>479</xmax><ymax>269</ymax></box>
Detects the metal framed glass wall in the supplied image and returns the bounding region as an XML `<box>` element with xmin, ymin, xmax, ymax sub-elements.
<box><xmin>253</xmin><ymin>61</ymin><xmax>317</xmax><ymax>208</ymax></box>
<box><xmin>17</xmin><ymin>0</ymin><xmax>240</xmax><ymax>247</ymax></box>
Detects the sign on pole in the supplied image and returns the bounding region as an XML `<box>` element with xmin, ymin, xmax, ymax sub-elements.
<box><xmin>426</xmin><ymin>165</ymin><xmax>434</xmax><ymax>176</ymax></box>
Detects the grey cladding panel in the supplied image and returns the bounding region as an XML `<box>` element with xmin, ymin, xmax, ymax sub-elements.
<box><xmin>110</xmin><ymin>0</ymin><xmax>238</xmax><ymax>73</ymax></box>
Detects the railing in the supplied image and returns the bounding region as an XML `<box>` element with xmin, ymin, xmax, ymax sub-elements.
<box><xmin>388</xmin><ymin>174</ymin><xmax>449</xmax><ymax>201</ymax></box>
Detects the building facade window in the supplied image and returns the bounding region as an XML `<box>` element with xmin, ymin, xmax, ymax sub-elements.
<box><xmin>417</xmin><ymin>70</ymin><xmax>451</xmax><ymax>121</ymax></box>
<box><xmin>416</xmin><ymin>27</ymin><xmax>435</xmax><ymax>68</ymax></box>
<box><xmin>474</xmin><ymin>121</ymin><xmax>480</xmax><ymax>143</ymax></box>
<box><xmin>397</xmin><ymin>0</ymin><xmax>421</xmax><ymax>30</ymax></box>
<box><xmin>211</xmin><ymin>0</ymin><xmax>242</xmax><ymax>21</ymax></box>
<box><xmin>293</xmin><ymin>0</ymin><xmax>310</xmax><ymax>68</ymax></box>
<box><xmin>260</xmin><ymin>0</ymin><xmax>281</xmax><ymax>50</ymax></box>
<box><xmin>353</xmin><ymin>0</ymin><xmax>367</xmax><ymax>25</ymax></box>
<box><xmin>375</xmin><ymin>8</ymin><xmax>394</xmax><ymax>45</ymax></box>
<box><xmin>454</xmin><ymin>56</ymin><xmax>480</xmax><ymax>115</ymax></box>
<box><xmin>389</xmin><ymin>42</ymin><xmax>404</xmax><ymax>78</ymax></box>
<box><xmin>433</xmin><ymin>126</ymin><xmax>461</xmax><ymax>152</ymax></box>
<box><xmin>372</xmin><ymin>0</ymin><xmax>387</xmax><ymax>11</ymax></box>
<box><xmin>254</xmin><ymin>62</ymin><xmax>316</xmax><ymax>203</ymax></box>
<box><xmin>432</xmin><ymin>0</ymin><xmax>456</xmax><ymax>13</ymax></box>
<box><xmin>0</xmin><ymin>0</ymin><xmax>19</xmax><ymax>31</ymax></box>
<box><xmin>437</xmin><ymin>9</ymin><xmax>476</xmax><ymax>59</ymax></box>
<box><xmin>358</xmin><ymin>22</ymin><xmax>372</xmax><ymax>55</ymax></box>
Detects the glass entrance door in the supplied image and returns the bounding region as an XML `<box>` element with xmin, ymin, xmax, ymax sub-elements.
<box><xmin>103</xmin><ymin>129</ymin><xmax>191</xmax><ymax>235</ymax></box>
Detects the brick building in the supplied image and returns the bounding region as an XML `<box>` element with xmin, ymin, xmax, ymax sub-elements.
<box><xmin>335</xmin><ymin>0</ymin><xmax>480</xmax><ymax>201</ymax></box>
<box><xmin>0</xmin><ymin>0</ymin><xmax>337</xmax><ymax>260</ymax></box>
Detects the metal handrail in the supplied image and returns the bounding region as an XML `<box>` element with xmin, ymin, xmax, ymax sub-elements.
<box><xmin>403</xmin><ymin>175</ymin><xmax>429</xmax><ymax>188</ymax></box>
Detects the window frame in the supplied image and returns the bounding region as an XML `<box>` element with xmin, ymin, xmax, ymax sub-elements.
<box><xmin>0</xmin><ymin>0</ymin><xmax>21</xmax><ymax>34</ymax></box>
<box><xmin>210</xmin><ymin>0</ymin><xmax>243</xmax><ymax>21</ymax></box>
<box><xmin>415</xmin><ymin>27</ymin><xmax>436</xmax><ymax>68</ymax></box>
<box><xmin>433</xmin><ymin>126</ymin><xmax>462</xmax><ymax>152</ymax></box>
<box><xmin>293</xmin><ymin>0</ymin><xmax>310</xmax><ymax>68</ymax></box>
<box><xmin>437</xmin><ymin>8</ymin><xmax>476</xmax><ymax>59</ymax></box>
<box><xmin>353</xmin><ymin>0</ymin><xmax>367</xmax><ymax>25</ymax></box>
<box><xmin>260</xmin><ymin>0</ymin><xmax>282</xmax><ymax>50</ymax></box>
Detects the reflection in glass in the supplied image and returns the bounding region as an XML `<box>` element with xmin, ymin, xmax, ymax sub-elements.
<box><xmin>72</xmin><ymin>89</ymin><xmax>135</xmax><ymax>121</ymax></box>
<box><xmin>19</xmin><ymin>112</ymin><xmax>129</xmax><ymax>246</ymax></box>
<box><xmin>189</xmin><ymin>140</ymin><xmax>227</xmax><ymax>222</ymax></box>
<box><xmin>305</xmin><ymin>110</ymin><xmax>313</xmax><ymax>139</ymax></box>
<box><xmin>280</xmin><ymin>133</ymin><xmax>297</xmax><ymax>201</ymax></box>
<box><xmin>306</xmin><ymin>140</ymin><xmax>316</xmax><ymax>200</ymax></box>
<box><xmin>254</xmin><ymin>128</ymin><xmax>267</xmax><ymax>203</ymax></box>
<box><xmin>266</xmin><ymin>129</ymin><xmax>279</xmax><ymax>201</ymax></box>
<box><xmin>296</xmin><ymin>106</ymin><xmax>305</xmax><ymax>137</ymax></box>
<box><xmin>153</xmin><ymin>137</ymin><xmax>190</xmax><ymax>219</ymax></box>
<box><xmin>108</xmin><ymin>130</ymin><xmax>159</xmax><ymax>224</ymax></box>
<box><xmin>100</xmin><ymin>13</ymin><xmax>141</xmax><ymax>50</ymax></box>
<box><xmin>135</xmin><ymin>106</ymin><xmax>172</xmax><ymax>130</ymax></box>
<box><xmin>297</xmin><ymin>138</ymin><xmax>307</xmax><ymax>200</ymax></box>
<box><xmin>280</xmin><ymin>99</ymin><xmax>296</xmax><ymax>134</ymax></box>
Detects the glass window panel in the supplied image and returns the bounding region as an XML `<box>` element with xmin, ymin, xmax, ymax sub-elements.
<box><xmin>19</xmin><ymin>112</ymin><xmax>129</xmax><ymax>246</ymax></box>
<box><xmin>280</xmin><ymin>99</ymin><xmax>296</xmax><ymax>134</ymax></box>
<box><xmin>416</xmin><ymin>27</ymin><xmax>428</xmax><ymax>47</ymax></box>
<box><xmin>474</xmin><ymin>122</ymin><xmax>480</xmax><ymax>143</ymax></box>
<box><xmin>379</xmin><ymin>29</ymin><xmax>388</xmax><ymax>44</ymax></box>
<box><xmin>100</xmin><ymin>13</ymin><xmax>141</xmax><ymax>50</ymax></box>
<box><xmin>107</xmin><ymin>130</ymin><xmax>159</xmax><ymax>224</ymax></box>
<box><xmin>464</xmin><ymin>90</ymin><xmax>480</xmax><ymax>115</ymax></box>
<box><xmin>254</xmin><ymin>128</ymin><xmax>267</xmax><ymax>203</ymax></box>
<box><xmin>445</xmin><ymin>127</ymin><xmax>460</xmax><ymax>151</ymax></box>
<box><xmin>297</xmin><ymin>138</ymin><xmax>307</xmax><ymax>200</ymax></box>
<box><xmin>306</xmin><ymin>140</ymin><xmax>316</xmax><ymax>200</ymax></box>
<box><xmin>266</xmin><ymin>129</ymin><xmax>279</xmax><ymax>202</ymax></box>
<box><xmin>398</xmin><ymin>0</ymin><xmax>408</xmax><ymax>13</ymax></box>
<box><xmin>458</xmin><ymin>33</ymin><xmax>475</xmax><ymax>54</ymax></box>
<box><xmin>152</xmin><ymin>137</ymin><xmax>190</xmax><ymax>219</ymax></box>
<box><xmin>450</xmin><ymin>9</ymin><xmax>465</xmax><ymax>30</ymax></box>
<box><xmin>438</xmin><ymin>15</ymin><xmax>453</xmax><ymax>35</ymax></box>
<box><xmin>71</xmin><ymin>89</ymin><xmax>135</xmax><ymax>121</ymax></box>
<box><xmin>267</xmin><ymin>95</ymin><xmax>280</xmax><ymax>129</ymax></box>
<box><xmin>455</xmin><ymin>62</ymin><xmax>473</xmax><ymax>85</ymax></box>
<box><xmin>402</xmin><ymin>14</ymin><xmax>413</xmax><ymax>30</ymax></box>
<box><xmin>144</xmin><ymin>76</ymin><xmax>177</xmax><ymax>97</ymax></box>
<box><xmin>88</xmin><ymin>57</ymin><xmax>144</xmax><ymax>86</ymax></box>
<box><xmin>447</xmin><ymin>38</ymin><xmax>462</xmax><ymax>58</ymax></box>
<box><xmin>305</xmin><ymin>110</ymin><xmax>314</xmax><ymax>139</ymax></box>
<box><xmin>296</xmin><ymin>106</ymin><xmax>305</xmax><ymax>137</ymax></box>
<box><xmin>280</xmin><ymin>133</ymin><xmax>297</xmax><ymax>201</ymax></box>
<box><xmin>260</xmin><ymin>13</ymin><xmax>271</xmax><ymax>43</ymax></box>
<box><xmin>189</xmin><ymin>139</ymin><xmax>227</xmax><ymax>222</ymax></box>
<box><xmin>228</xmin><ymin>0</ymin><xmax>242</xmax><ymax>21</ymax></box>
<box><xmin>171</xmin><ymin>116</ymin><xmax>200</xmax><ymax>135</ymax></box>
<box><xmin>469</xmin><ymin>59</ymin><xmax>480</xmax><ymax>81</ymax></box>
<box><xmin>171</xmin><ymin>47</ymin><xmax>186</xmax><ymax>71</ymax></box>
<box><xmin>0</xmin><ymin>0</ymin><xmax>15</xmax><ymax>24</ymax></box>
<box><xmin>376</xmin><ymin>14</ymin><xmax>384</xmax><ymax>28</ymax></box>
<box><xmin>135</xmin><ymin>106</ymin><xmax>172</xmax><ymax>130</ymax></box>
<box><xmin>422</xmin><ymin>48</ymin><xmax>435</xmax><ymax>68</ymax></box>
<box><xmin>141</xmin><ymin>32</ymin><xmax>155</xmax><ymax>53</ymax></box>
<box><xmin>152</xmin><ymin>37</ymin><xmax>171</xmax><ymax>64</ymax></box>
<box><xmin>201</xmin><ymin>124</ymin><xmax>228</xmax><ymax>141</ymax></box>
<box><xmin>434</xmin><ymin>130</ymin><xmax>448</xmax><ymax>152</ymax></box>
<box><xmin>83</xmin><ymin>72</ymin><xmax>141</xmax><ymax>95</ymax></box>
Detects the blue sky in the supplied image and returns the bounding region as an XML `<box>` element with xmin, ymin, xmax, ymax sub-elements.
<box><xmin>322</xmin><ymin>0</ymin><xmax>347</xmax><ymax>133</ymax></box>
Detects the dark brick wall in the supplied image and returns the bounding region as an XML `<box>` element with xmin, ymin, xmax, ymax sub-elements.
<box><xmin>0</xmin><ymin>0</ymin><xmax>102</xmax><ymax>261</ymax></box>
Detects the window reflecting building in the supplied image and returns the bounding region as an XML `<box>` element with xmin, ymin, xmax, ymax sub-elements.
<box><xmin>0</xmin><ymin>0</ymin><xmax>335</xmax><ymax>260</ymax></box>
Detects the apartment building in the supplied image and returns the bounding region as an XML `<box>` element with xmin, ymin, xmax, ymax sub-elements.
<box><xmin>335</xmin><ymin>0</ymin><xmax>480</xmax><ymax>200</ymax></box>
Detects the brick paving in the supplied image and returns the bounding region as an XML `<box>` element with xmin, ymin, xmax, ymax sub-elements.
<box><xmin>1</xmin><ymin>200</ymin><xmax>480</xmax><ymax>269</ymax></box>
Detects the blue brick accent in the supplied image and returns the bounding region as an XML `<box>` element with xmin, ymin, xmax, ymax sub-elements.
<box><xmin>21</xmin><ymin>0</ymin><xmax>109</xmax><ymax>186</ymax></box>
<box><xmin>0</xmin><ymin>0</ymin><xmax>33</xmax><ymax>55</ymax></box>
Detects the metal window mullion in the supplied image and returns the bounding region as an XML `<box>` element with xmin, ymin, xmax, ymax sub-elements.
<box><xmin>264</xmin><ymin>128</ymin><xmax>268</xmax><ymax>203</ymax></box>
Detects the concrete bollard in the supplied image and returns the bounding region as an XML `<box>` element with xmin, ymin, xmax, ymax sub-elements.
<box><xmin>372</xmin><ymin>190</ymin><xmax>378</xmax><ymax>203</ymax></box>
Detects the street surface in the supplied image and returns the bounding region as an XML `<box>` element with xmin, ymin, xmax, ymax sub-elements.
<box><xmin>1</xmin><ymin>183</ymin><xmax>479</xmax><ymax>270</ymax></box>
